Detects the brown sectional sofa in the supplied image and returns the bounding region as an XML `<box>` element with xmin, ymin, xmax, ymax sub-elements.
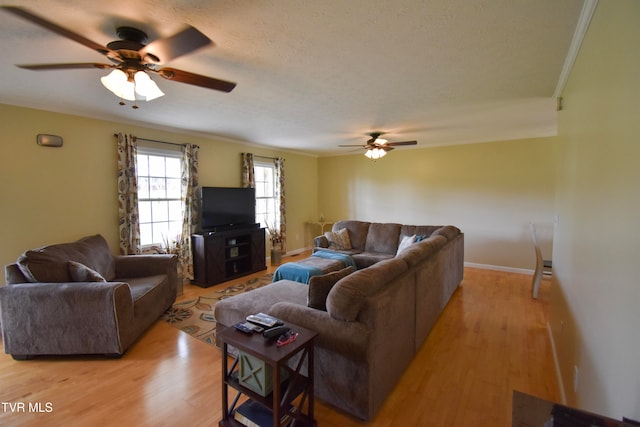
<box><xmin>314</xmin><ymin>220</ymin><xmax>455</xmax><ymax>269</ymax></box>
<box><xmin>214</xmin><ymin>221</ymin><xmax>464</xmax><ymax>420</ymax></box>
<box><xmin>0</xmin><ymin>234</ymin><xmax>178</xmax><ymax>359</ymax></box>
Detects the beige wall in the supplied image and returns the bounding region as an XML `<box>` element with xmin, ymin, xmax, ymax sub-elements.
<box><xmin>318</xmin><ymin>138</ymin><xmax>556</xmax><ymax>270</ymax></box>
<box><xmin>550</xmin><ymin>0</ymin><xmax>640</xmax><ymax>420</ymax></box>
<box><xmin>0</xmin><ymin>104</ymin><xmax>317</xmax><ymax>280</ymax></box>
<box><xmin>2</xmin><ymin>102</ymin><xmax>556</xmax><ymax>274</ymax></box>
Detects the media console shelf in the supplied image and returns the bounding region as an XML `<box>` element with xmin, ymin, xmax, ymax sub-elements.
<box><xmin>192</xmin><ymin>227</ymin><xmax>266</xmax><ymax>287</ymax></box>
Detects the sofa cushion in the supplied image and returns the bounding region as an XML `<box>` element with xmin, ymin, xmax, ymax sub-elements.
<box><xmin>332</xmin><ymin>220</ymin><xmax>370</xmax><ymax>251</ymax></box>
<box><xmin>307</xmin><ymin>266</ymin><xmax>354</xmax><ymax>311</ymax></box>
<box><xmin>126</xmin><ymin>274</ymin><xmax>167</xmax><ymax>302</ymax></box>
<box><xmin>68</xmin><ymin>261</ymin><xmax>107</xmax><ymax>282</ymax></box>
<box><xmin>327</xmin><ymin>258</ymin><xmax>408</xmax><ymax>322</ymax></box>
<box><xmin>324</xmin><ymin>228</ymin><xmax>352</xmax><ymax>250</ymax></box>
<box><xmin>17</xmin><ymin>235</ymin><xmax>116</xmax><ymax>283</ymax></box>
<box><xmin>352</xmin><ymin>252</ymin><xmax>395</xmax><ymax>269</ymax></box>
<box><xmin>364</xmin><ymin>223</ymin><xmax>402</xmax><ymax>255</ymax></box>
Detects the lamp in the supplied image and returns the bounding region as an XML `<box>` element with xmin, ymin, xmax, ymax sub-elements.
<box><xmin>101</xmin><ymin>69</ymin><xmax>164</xmax><ymax>102</ymax></box>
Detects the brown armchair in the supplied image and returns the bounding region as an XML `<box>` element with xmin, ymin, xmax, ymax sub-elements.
<box><xmin>0</xmin><ymin>235</ymin><xmax>177</xmax><ymax>359</ymax></box>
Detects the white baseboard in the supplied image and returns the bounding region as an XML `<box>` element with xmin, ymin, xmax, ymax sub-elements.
<box><xmin>547</xmin><ymin>321</ymin><xmax>567</xmax><ymax>404</ymax></box>
<box><xmin>284</xmin><ymin>246</ymin><xmax>313</xmax><ymax>257</ymax></box>
<box><xmin>464</xmin><ymin>262</ymin><xmax>533</xmax><ymax>275</ymax></box>
<box><xmin>267</xmin><ymin>246</ymin><xmax>312</xmax><ymax>262</ymax></box>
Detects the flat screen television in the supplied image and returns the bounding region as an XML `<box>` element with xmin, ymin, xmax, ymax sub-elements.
<box><xmin>200</xmin><ymin>187</ymin><xmax>256</xmax><ymax>231</ymax></box>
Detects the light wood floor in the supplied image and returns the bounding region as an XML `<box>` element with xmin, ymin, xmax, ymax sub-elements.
<box><xmin>0</xmin><ymin>254</ymin><xmax>558</xmax><ymax>426</ymax></box>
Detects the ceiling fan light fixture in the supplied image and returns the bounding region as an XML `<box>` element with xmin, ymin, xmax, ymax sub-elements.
<box><xmin>364</xmin><ymin>147</ymin><xmax>387</xmax><ymax>160</ymax></box>
<box><xmin>101</xmin><ymin>69</ymin><xmax>164</xmax><ymax>102</ymax></box>
<box><xmin>375</xmin><ymin>138</ymin><xmax>388</xmax><ymax>145</ymax></box>
<box><xmin>101</xmin><ymin>69</ymin><xmax>136</xmax><ymax>101</ymax></box>
<box><xmin>133</xmin><ymin>70</ymin><xmax>164</xmax><ymax>101</ymax></box>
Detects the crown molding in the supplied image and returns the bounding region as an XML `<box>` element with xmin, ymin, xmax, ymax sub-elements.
<box><xmin>553</xmin><ymin>0</ymin><xmax>599</xmax><ymax>99</ymax></box>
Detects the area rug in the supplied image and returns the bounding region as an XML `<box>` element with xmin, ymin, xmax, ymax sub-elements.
<box><xmin>161</xmin><ymin>272</ymin><xmax>274</xmax><ymax>346</ymax></box>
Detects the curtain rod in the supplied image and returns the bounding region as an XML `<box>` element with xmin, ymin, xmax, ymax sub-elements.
<box><xmin>113</xmin><ymin>133</ymin><xmax>186</xmax><ymax>147</ymax></box>
<box><xmin>249</xmin><ymin>154</ymin><xmax>278</xmax><ymax>161</ymax></box>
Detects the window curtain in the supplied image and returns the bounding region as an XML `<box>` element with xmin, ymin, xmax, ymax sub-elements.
<box><xmin>241</xmin><ymin>153</ymin><xmax>255</xmax><ymax>188</ymax></box>
<box><xmin>275</xmin><ymin>157</ymin><xmax>286</xmax><ymax>253</ymax></box>
<box><xmin>116</xmin><ymin>133</ymin><xmax>141</xmax><ymax>255</ymax></box>
<box><xmin>180</xmin><ymin>144</ymin><xmax>199</xmax><ymax>282</ymax></box>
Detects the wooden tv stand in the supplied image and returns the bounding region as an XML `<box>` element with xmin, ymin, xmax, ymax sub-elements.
<box><xmin>191</xmin><ymin>227</ymin><xmax>266</xmax><ymax>287</ymax></box>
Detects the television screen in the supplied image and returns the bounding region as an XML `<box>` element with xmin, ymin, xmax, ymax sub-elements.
<box><xmin>200</xmin><ymin>187</ymin><xmax>256</xmax><ymax>230</ymax></box>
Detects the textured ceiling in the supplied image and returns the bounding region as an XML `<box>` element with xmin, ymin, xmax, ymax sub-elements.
<box><xmin>0</xmin><ymin>0</ymin><xmax>587</xmax><ymax>155</ymax></box>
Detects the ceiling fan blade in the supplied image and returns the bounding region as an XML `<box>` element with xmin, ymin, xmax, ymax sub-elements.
<box><xmin>1</xmin><ymin>6</ymin><xmax>115</xmax><ymax>58</ymax></box>
<box><xmin>18</xmin><ymin>63</ymin><xmax>113</xmax><ymax>71</ymax></box>
<box><xmin>140</xmin><ymin>26</ymin><xmax>212</xmax><ymax>63</ymax></box>
<box><xmin>155</xmin><ymin>67</ymin><xmax>236</xmax><ymax>92</ymax></box>
<box><xmin>338</xmin><ymin>144</ymin><xmax>366</xmax><ymax>147</ymax></box>
<box><xmin>385</xmin><ymin>141</ymin><xmax>417</xmax><ymax>146</ymax></box>
<box><xmin>382</xmin><ymin>146</ymin><xmax>395</xmax><ymax>152</ymax></box>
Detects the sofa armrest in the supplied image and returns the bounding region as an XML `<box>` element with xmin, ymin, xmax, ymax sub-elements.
<box><xmin>114</xmin><ymin>254</ymin><xmax>177</xmax><ymax>279</ymax></box>
<box><xmin>269</xmin><ymin>301</ymin><xmax>370</xmax><ymax>362</ymax></box>
<box><xmin>313</xmin><ymin>235</ymin><xmax>329</xmax><ymax>248</ymax></box>
<box><xmin>0</xmin><ymin>281</ymin><xmax>134</xmax><ymax>356</ymax></box>
<box><xmin>313</xmin><ymin>235</ymin><xmax>329</xmax><ymax>249</ymax></box>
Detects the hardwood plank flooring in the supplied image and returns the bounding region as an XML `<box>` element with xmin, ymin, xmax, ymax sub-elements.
<box><xmin>0</xmin><ymin>255</ymin><xmax>557</xmax><ymax>426</ymax></box>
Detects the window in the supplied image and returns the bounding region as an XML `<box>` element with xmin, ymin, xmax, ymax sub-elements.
<box><xmin>254</xmin><ymin>161</ymin><xmax>279</xmax><ymax>229</ymax></box>
<box><xmin>136</xmin><ymin>148</ymin><xmax>182</xmax><ymax>247</ymax></box>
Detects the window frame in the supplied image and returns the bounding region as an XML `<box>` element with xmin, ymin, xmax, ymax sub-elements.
<box><xmin>136</xmin><ymin>145</ymin><xmax>183</xmax><ymax>248</ymax></box>
<box><xmin>253</xmin><ymin>160</ymin><xmax>279</xmax><ymax>229</ymax></box>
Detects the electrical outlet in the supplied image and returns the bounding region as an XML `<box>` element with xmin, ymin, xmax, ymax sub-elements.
<box><xmin>573</xmin><ymin>365</ymin><xmax>579</xmax><ymax>393</ymax></box>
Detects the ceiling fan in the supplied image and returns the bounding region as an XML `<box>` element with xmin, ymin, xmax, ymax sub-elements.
<box><xmin>339</xmin><ymin>132</ymin><xmax>417</xmax><ymax>159</ymax></box>
<box><xmin>1</xmin><ymin>6</ymin><xmax>236</xmax><ymax>106</ymax></box>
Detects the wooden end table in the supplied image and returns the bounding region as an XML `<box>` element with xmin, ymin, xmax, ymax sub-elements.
<box><xmin>218</xmin><ymin>322</ymin><xmax>318</xmax><ymax>427</ymax></box>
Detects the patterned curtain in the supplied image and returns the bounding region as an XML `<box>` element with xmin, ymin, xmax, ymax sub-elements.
<box><xmin>241</xmin><ymin>153</ymin><xmax>255</xmax><ymax>188</ymax></box>
<box><xmin>275</xmin><ymin>157</ymin><xmax>286</xmax><ymax>253</ymax></box>
<box><xmin>116</xmin><ymin>133</ymin><xmax>141</xmax><ymax>255</ymax></box>
<box><xmin>180</xmin><ymin>144</ymin><xmax>199</xmax><ymax>282</ymax></box>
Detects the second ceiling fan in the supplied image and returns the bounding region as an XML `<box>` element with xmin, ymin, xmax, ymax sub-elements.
<box><xmin>339</xmin><ymin>132</ymin><xmax>417</xmax><ymax>159</ymax></box>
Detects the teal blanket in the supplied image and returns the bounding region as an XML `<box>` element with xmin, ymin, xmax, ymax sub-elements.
<box><xmin>272</xmin><ymin>251</ymin><xmax>356</xmax><ymax>284</ymax></box>
<box><xmin>312</xmin><ymin>250</ymin><xmax>357</xmax><ymax>271</ymax></box>
<box><xmin>273</xmin><ymin>263</ymin><xmax>323</xmax><ymax>284</ymax></box>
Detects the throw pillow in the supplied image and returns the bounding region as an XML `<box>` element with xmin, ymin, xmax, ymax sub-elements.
<box><xmin>68</xmin><ymin>261</ymin><xmax>107</xmax><ymax>282</ymax></box>
<box><xmin>396</xmin><ymin>234</ymin><xmax>417</xmax><ymax>255</ymax></box>
<box><xmin>307</xmin><ymin>266</ymin><xmax>354</xmax><ymax>311</ymax></box>
<box><xmin>324</xmin><ymin>228</ymin><xmax>352</xmax><ymax>250</ymax></box>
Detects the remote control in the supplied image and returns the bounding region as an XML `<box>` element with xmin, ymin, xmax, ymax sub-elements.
<box><xmin>248</xmin><ymin>323</ymin><xmax>264</xmax><ymax>333</ymax></box>
<box><xmin>246</xmin><ymin>313</ymin><xmax>282</xmax><ymax>328</ymax></box>
<box><xmin>234</xmin><ymin>322</ymin><xmax>254</xmax><ymax>334</ymax></box>
<box><xmin>262</xmin><ymin>325</ymin><xmax>290</xmax><ymax>340</ymax></box>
